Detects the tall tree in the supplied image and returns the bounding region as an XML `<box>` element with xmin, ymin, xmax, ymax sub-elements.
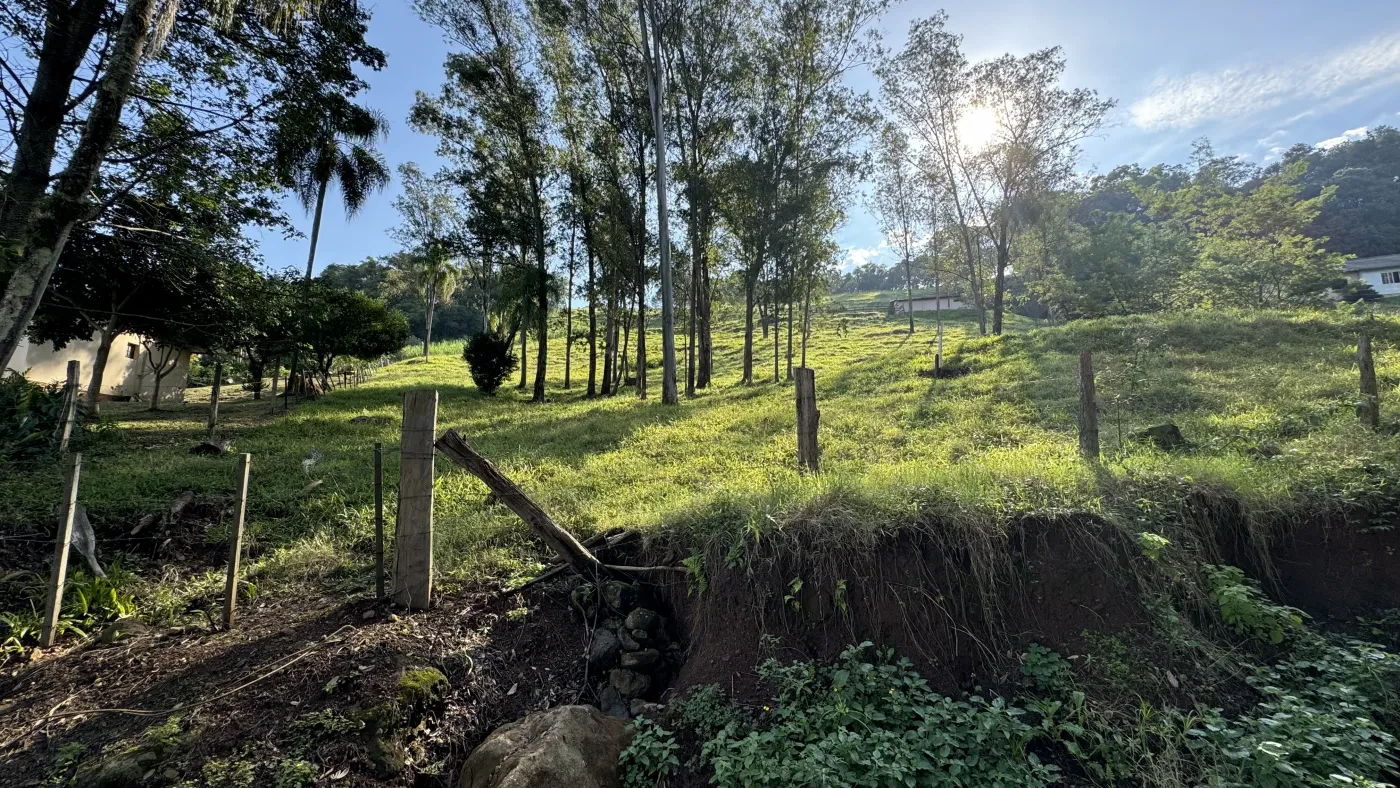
<box><xmin>873</xmin><ymin>123</ymin><xmax>923</xmax><ymax>334</ymax></box>
<box><xmin>637</xmin><ymin>0</ymin><xmax>678</xmax><ymax>404</ymax></box>
<box><xmin>390</xmin><ymin>163</ymin><xmax>463</xmax><ymax>356</ymax></box>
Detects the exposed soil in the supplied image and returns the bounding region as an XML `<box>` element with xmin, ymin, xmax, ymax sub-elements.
<box><xmin>1273</xmin><ymin>515</ymin><xmax>1400</xmax><ymax>621</ymax></box>
<box><xmin>0</xmin><ymin>582</ymin><xmax>584</xmax><ymax>787</ymax></box>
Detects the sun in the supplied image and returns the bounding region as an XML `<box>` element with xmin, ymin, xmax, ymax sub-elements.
<box><xmin>957</xmin><ymin>105</ymin><xmax>1000</xmax><ymax>152</ymax></box>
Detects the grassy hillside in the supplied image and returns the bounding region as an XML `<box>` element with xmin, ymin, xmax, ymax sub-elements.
<box><xmin>2</xmin><ymin>303</ymin><xmax>1397</xmax><ymax>598</ymax></box>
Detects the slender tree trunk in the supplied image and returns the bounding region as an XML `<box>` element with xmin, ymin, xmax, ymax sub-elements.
<box><xmin>638</xmin><ymin>0</ymin><xmax>677</xmax><ymax>405</ymax></box>
<box><xmin>533</xmin><ymin>272</ymin><xmax>547</xmax><ymax>403</ymax></box>
<box><xmin>519</xmin><ymin>315</ymin><xmax>528</xmax><ymax>390</ymax></box>
<box><xmin>587</xmin><ymin>245</ymin><xmax>597</xmax><ymax>398</ymax></box>
<box><xmin>0</xmin><ymin>0</ymin><xmax>162</xmax><ymax>372</ymax></box>
<box><xmin>602</xmin><ymin>288</ymin><xmax>615</xmax><ymax>396</ymax></box>
<box><xmin>903</xmin><ymin>248</ymin><xmax>915</xmax><ymax>335</ymax></box>
<box><xmin>801</xmin><ymin>280</ymin><xmax>812</xmax><ymax>368</ymax></box>
<box><xmin>785</xmin><ymin>297</ymin><xmax>793</xmax><ymax>381</ymax></box>
<box><xmin>621</xmin><ymin>294</ymin><xmax>632</xmax><ymax>387</ymax></box>
<box><xmin>85</xmin><ymin>324</ymin><xmax>115</xmax><ymax>416</ymax></box>
<box><xmin>697</xmin><ymin>221</ymin><xmax>712</xmax><ymax>388</ymax></box>
<box><xmin>565</xmin><ymin>225</ymin><xmax>575</xmax><ymax>390</ymax></box>
<box><xmin>305</xmin><ymin>179</ymin><xmax>329</xmax><ymax>280</ymax></box>
<box><xmin>992</xmin><ymin>223</ymin><xmax>1009</xmax><ymax>336</ymax></box>
<box><xmin>424</xmin><ymin>293</ymin><xmax>435</xmax><ymax>357</ymax></box>
<box><xmin>772</xmin><ymin>264</ymin><xmax>779</xmax><ymax>384</ymax></box>
<box><xmin>742</xmin><ymin>270</ymin><xmax>755</xmax><ymax>384</ymax></box>
<box><xmin>686</xmin><ymin>234</ymin><xmax>697</xmax><ymax>397</ymax></box>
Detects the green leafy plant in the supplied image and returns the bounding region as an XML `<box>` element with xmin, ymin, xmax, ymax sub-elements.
<box><xmin>702</xmin><ymin>643</ymin><xmax>1059</xmax><ymax>787</ymax></box>
<box><xmin>1201</xmin><ymin>564</ymin><xmax>1307</xmax><ymax>644</ymax></box>
<box><xmin>1136</xmin><ymin>531</ymin><xmax>1170</xmax><ymax>561</ymax></box>
<box><xmin>271</xmin><ymin>759</ymin><xmax>318</xmax><ymax>788</ymax></box>
<box><xmin>671</xmin><ymin>685</ymin><xmax>745</xmax><ymax>743</ymax></box>
<box><xmin>619</xmin><ymin>716</ymin><xmax>679</xmax><ymax>788</ymax></box>
<box><xmin>1021</xmin><ymin>643</ymin><xmax>1075</xmax><ymax>693</ymax></box>
<box><xmin>681</xmin><ymin>554</ymin><xmax>707</xmax><ymax>596</ymax></box>
<box><xmin>462</xmin><ymin>332</ymin><xmax>517</xmax><ymax>395</ymax></box>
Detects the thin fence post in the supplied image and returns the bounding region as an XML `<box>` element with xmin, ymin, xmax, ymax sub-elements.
<box><xmin>1359</xmin><ymin>333</ymin><xmax>1380</xmax><ymax>430</ymax></box>
<box><xmin>206</xmin><ymin>360</ymin><xmax>223</xmax><ymax>437</ymax></box>
<box><xmin>393</xmin><ymin>390</ymin><xmax>437</xmax><ymax>610</ymax></box>
<box><xmin>223</xmin><ymin>453</ymin><xmax>252</xmax><ymax>629</ymax></box>
<box><xmin>374</xmin><ymin>441</ymin><xmax>385</xmax><ymax>600</ymax></box>
<box><xmin>57</xmin><ymin>360</ymin><xmax>79</xmax><ymax>452</ymax></box>
<box><xmin>795</xmin><ymin>367</ymin><xmax>820</xmax><ymax>473</ymax></box>
<box><xmin>1078</xmin><ymin>351</ymin><xmax>1100</xmax><ymax>461</ymax></box>
<box><xmin>40</xmin><ymin>453</ymin><xmax>82</xmax><ymax>648</ymax></box>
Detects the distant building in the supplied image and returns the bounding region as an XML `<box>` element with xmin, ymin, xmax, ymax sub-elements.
<box><xmin>889</xmin><ymin>295</ymin><xmax>966</xmax><ymax>314</ymax></box>
<box><xmin>1343</xmin><ymin>254</ymin><xmax>1400</xmax><ymax>296</ymax></box>
<box><xmin>4</xmin><ymin>330</ymin><xmax>192</xmax><ymax>404</ymax></box>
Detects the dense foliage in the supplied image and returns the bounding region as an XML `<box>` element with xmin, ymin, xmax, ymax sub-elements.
<box><xmin>463</xmin><ymin>332</ymin><xmax>519</xmax><ymax>395</ymax></box>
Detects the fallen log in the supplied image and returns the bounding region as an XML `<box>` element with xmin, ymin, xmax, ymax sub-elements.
<box><xmin>434</xmin><ymin>430</ymin><xmax>682</xmax><ymax>580</ymax></box>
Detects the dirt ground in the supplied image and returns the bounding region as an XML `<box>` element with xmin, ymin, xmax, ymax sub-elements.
<box><xmin>0</xmin><ymin>580</ymin><xmax>585</xmax><ymax>787</ymax></box>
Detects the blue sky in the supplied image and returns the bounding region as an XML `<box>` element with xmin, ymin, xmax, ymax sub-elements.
<box><xmin>252</xmin><ymin>0</ymin><xmax>1400</xmax><ymax>275</ymax></box>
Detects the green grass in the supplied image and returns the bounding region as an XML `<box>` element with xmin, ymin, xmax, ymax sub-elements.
<box><xmin>3</xmin><ymin>302</ymin><xmax>1398</xmax><ymax>596</ymax></box>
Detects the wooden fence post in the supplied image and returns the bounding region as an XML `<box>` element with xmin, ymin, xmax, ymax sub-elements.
<box><xmin>1359</xmin><ymin>333</ymin><xmax>1380</xmax><ymax>430</ymax></box>
<box><xmin>57</xmin><ymin>359</ymin><xmax>79</xmax><ymax>452</ymax></box>
<box><xmin>394</xmin><ymin>390</ymin><xmax>437</xmax><ymax>610</ymax></box>
<box><xmin>222</xmin><ymin>453</ymin><xmax>251</xmax><ymax>629</ymax></box>
<box><xmin>40</xmin><ymin>453</ymin><xmax>82</xmax><ymax>647</ymax></box>
<box><xmin>374</xmin><ymin>441</ymin><xmax>385</xmax><ymax>600</ymax></box>
<box><xmin>207</xmin><ymin>360</ymin><xmax>223</xmax><ymax>437</ymax></box>
<box><xmin>795</xmin><ymin>367</ymin><xmax>820</xmax><ymax>473</ymax></box>
<box><xmin>1078</xmin><ymin>351</ymin><xmax>1100</xmax><ymax>461</ymax></box>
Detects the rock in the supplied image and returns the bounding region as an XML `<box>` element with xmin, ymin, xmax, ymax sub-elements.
<box><xmin>588</xmin><ymin>628</ymin><xmax>621</xmax><ymax>670</ymax></box>
<box><xmin>619</xmin><ymin>649</ymin><xmax>661</xmax><ymax>669</ymax></box>
<box><xmin>598</xmin><ymin>686</ymin><xmax>630</xmax><ymax>718</ymax></box>
<box><xmin>99</xmin><ymin>618</ymin><xmax>151</xmax><ymax>644</ymax></box>
<box><xmin>623</xmin><ymin>608</ymin><xmax>659</xmax><ymax>633</ymax></box>
<box><xmin>608</xmin><ymin>669</ymin><xmax>651</xmax><ymax>698</ymax></box>
<box><xmin>599</xmin><ymin>581</ymin><xmax>637</xmax><ymax>615</ymax></box>
<box><xmin>362</xmin><ymin>609</ymin><xmax>375</xmax><ymax>620</ymax></box>
<box><xmin>1134</xmin><ymin>423</ymin><xmax>1189</xmax><ymax>451</ymax></box>
<box><xmin>570</xmin><ymin>584</ymin><xmax>598</xmax><ymax>619</ymax></box>
<box><xmin>459</xmin><ymin>705</ymin><xmax>632</xmax><ymax>788</ymax></box>
<box><xmin>630</xmin><ymin>699</ymin><xmax>664</xmax><ymax>718</ymax></box>
<box><xmin>397</xmin><ymin>667</ymin><xmax>449</xmax><ymax>725</ymax></box>
<box><xmin>617</xmin><ymin>628</ymin><xmax>640</xmax><ymax>651</ymax></box>
<box><xmin>630</xmin><ymin>628</ymin><xmax>650</xmax><ymax>643</ymax></box>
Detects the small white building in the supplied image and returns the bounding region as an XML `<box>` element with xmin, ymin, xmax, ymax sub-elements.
<box><xmin>1343</xmin><ymin>254</ymin><xmax>1400</xmax><ymax>296</ymax></box>
<box><xmin>4</xmin><ymin>331</ymin><xmax>192</xmax><ymax>404</ymax></box>
<box><xmin>889</xmin><ymin>295</ymin><xmax>966</xmax><ymax>314</ymax></box>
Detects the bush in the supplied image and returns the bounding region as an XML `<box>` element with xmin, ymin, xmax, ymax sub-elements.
<box><xmin>701</xmin><ymin>643</ymin><xmax>1058</xmax><ymax>787</ymax></box>
<box><xmin>0</xmin><ymin>371</ymin><xmax>72</xmax><ymax>461</ymax></box>
<box><xmin>463</xmin><ymin>332</ymin><xmax>518</xmax><ymax>395</ymax></box>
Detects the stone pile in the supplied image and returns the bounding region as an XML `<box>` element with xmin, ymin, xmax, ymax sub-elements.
<box><xmin>570</xmin><ymin>579</ymin><xmax>680</xmax><ymax>718</ymax></box>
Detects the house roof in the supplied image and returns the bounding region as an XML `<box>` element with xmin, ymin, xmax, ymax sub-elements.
<box><xmin>1343</xmin><ymin>254</ymin><xmax>1400</xmax><ymax>272</ymax></box>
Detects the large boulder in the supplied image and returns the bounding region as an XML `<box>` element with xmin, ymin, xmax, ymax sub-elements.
<box><xmin>459</xmin><ymin>705</ymin><xmax>632</xmax><ymax>788</ymax></box>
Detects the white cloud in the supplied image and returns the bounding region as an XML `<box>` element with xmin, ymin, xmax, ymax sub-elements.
<box><xmin>1130</xmin><ymin>34</ymin><xmax>1400</xmax><ymax>131</ymax></box>
<box><xmin>1257</xmin><ymin>129</ymin><xmax>1289</xmax><ymax>147</ymax></box>
<box><xmin>1317</xmin><ymin>125</ymin><xmax>1368</xmax><ymax>149</ymax></box>
<box><xmin>845</xmin><ymin>247</ymin><xmax>883</xmax><ymax>270</ymax></box>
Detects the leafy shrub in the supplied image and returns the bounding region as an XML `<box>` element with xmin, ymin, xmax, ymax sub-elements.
<box><xmin>702</xmin><ymin>643</ymin><xmax>1058</xmax><ymax>787</ymax></box>
<box><xmin>463</xmin><ymin>333</ymin><xmax>518</xmax><ymax>395</ymax></box>
<box><xmin>619</xmin><ymin>716</ymin><xmax>679</xmax><ymax>788</ymax></box>
<box><xmin>0</xmin><ymin>372</ymin><xmax>72</xmax><ymax>461</ymax></box>
<box><xmin>671</xmin><ymin>684</ymin><xmax>745</xmax><ymax>742</ymax></box>
<box><xmin>1202</xmin><ymin>564</ymin><xmax>1306</xmax><ymax>644</ymax></box>
<box><xmin>1021</xmin><ymin>643</ymin><xmax>1075</xmax><ymax>693</ymax></box>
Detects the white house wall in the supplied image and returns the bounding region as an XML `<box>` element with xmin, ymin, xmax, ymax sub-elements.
<box><xmin>891</xmin><ymin>297</ymin><xmax>968</xmax><ymax>313</ymax></box>
<box><xmin>1351</xmin><ymin>269</ymin><xmax>1400</xmax><ymax>295</ymax></box>
<box><xmin>4</xmin><ymin>331</ymin><xmax>190</xmax><ymax>403</ymax></box>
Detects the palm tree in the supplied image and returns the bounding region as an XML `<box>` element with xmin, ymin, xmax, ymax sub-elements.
<box><xmin>385</xmin><ymin>248</ymin><xmax>460</xmax><ymax>357</ymax></box>
<box><xmin>271</xmin><ymin>95</ymin><xmax>391</xmax><ymax>281</ymax></box>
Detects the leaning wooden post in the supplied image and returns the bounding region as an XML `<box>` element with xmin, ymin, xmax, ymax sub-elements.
<box><xmin>374</xmin><ymin>441</ymin><xmax>386</xmax><ymax>600</ymax></box>
<box><xmin>795</xmin><ymin>367</ymin><xmax>820</xmax><ymax>473</ymax></box>
<box><xmin>57</xmin><ymin>359</ymin><xmax>80</xmax><ymax>452</ymax></box>
<box><xmin>222</xmin><ymin>453</ymin><xmax>252</xmax><ymax>629</ymax></box>
<box><xmin>1359</xmin><ymin>333</ymin><xmax>1380</xmax><ymax>430</ymax></box>
<box><xmin>1078</xmin><ymin>351</ymin><xmax>1100</xmax><ymax>461</ymax></box>
<box><xmin>206</xmin><ymin>360</ymin><xmax>223</xmax><ymax>437</ymax></box>
<box><xmin>394</xmin><ymin>391</ymin><xmax>438</xmax><ymax>610</ymax></box>
<box><xmin>40</xmin><ymin>453</ymin><xmax>82</xmax><ymax>647</ymax></box>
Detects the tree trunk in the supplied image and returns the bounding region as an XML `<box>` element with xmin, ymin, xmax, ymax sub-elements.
<box><xmin>305</xmin><ymin>178</ymin><xmax>329</xmax><ymax>280</ymax></box>
<box><xmin>565</xmin><ymin>225</ymin><xmax>575</xmax><ymax>390</ymax></box>
<box><xmin>743</xmin><ymin>271</ymin><xmax>755</xmax><ymax>384</ymax></box>
<box><xmin>0</xmin><ymin>0</ymin><xmax>161</xmax><ymax>373</ymax></box>
<box><xmin>992</xmin><ymin>223</ymin><xmax>1008</xmax><ymax>336</ymax></box>
<box><xmin>587</xmin><ymin>245</ymin><xmax>597</xmax><ymax>398</ymax></box>
<box><xmin>785</xmin><ymin>297</ymin><xmax>793</xmax><ymax>381</ymax></box>
<box><xmin>519</xmin><ymin>316</ymin><xmax>528</xmax><ymax>390</ymax></box>
<box><xmin>772</xmin><ymin>266</ymin><xmax>780</xmax><ymax>384</ymax></box>
<box><xmin>85</xmin><ymin>324</ymin><xmax>115</xmax><ymax>416</ymax></box>
<box><xmin>533</xmin><ymin>272</ymin><xmax>547</xmax><ymax>403</ymax></box>
<box><xmin>0</xmin><ymin>0</ymin><xmax>107</xmax><ymax>246</ymax></box>
<box><xmin>602</xmin><ymin>288</ymin><xmax>615</xmax><ymax>396</ymax></box>
<box><xmin>903</xmin><ymin>251</ymin><xmax>915</xmax><ymax>335</ymax></box>
<box><xmin>638</xmin><ymin>0</ymin><xmax>676</xmax><ymax>406</ymax></box>
<box><xmin>686</xmin><ymin>232</ymin><xmax>697</xmax><ymax>397</ymax></box>
<box><xmin>697</xmin><ymin>225</ymin><xmax>712</xmax><ymax>389</ymax></box>
<box><xmin>424</xmin><ymin>293</ymin><xmax>435</xmax><ymax>357</ymax></box>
